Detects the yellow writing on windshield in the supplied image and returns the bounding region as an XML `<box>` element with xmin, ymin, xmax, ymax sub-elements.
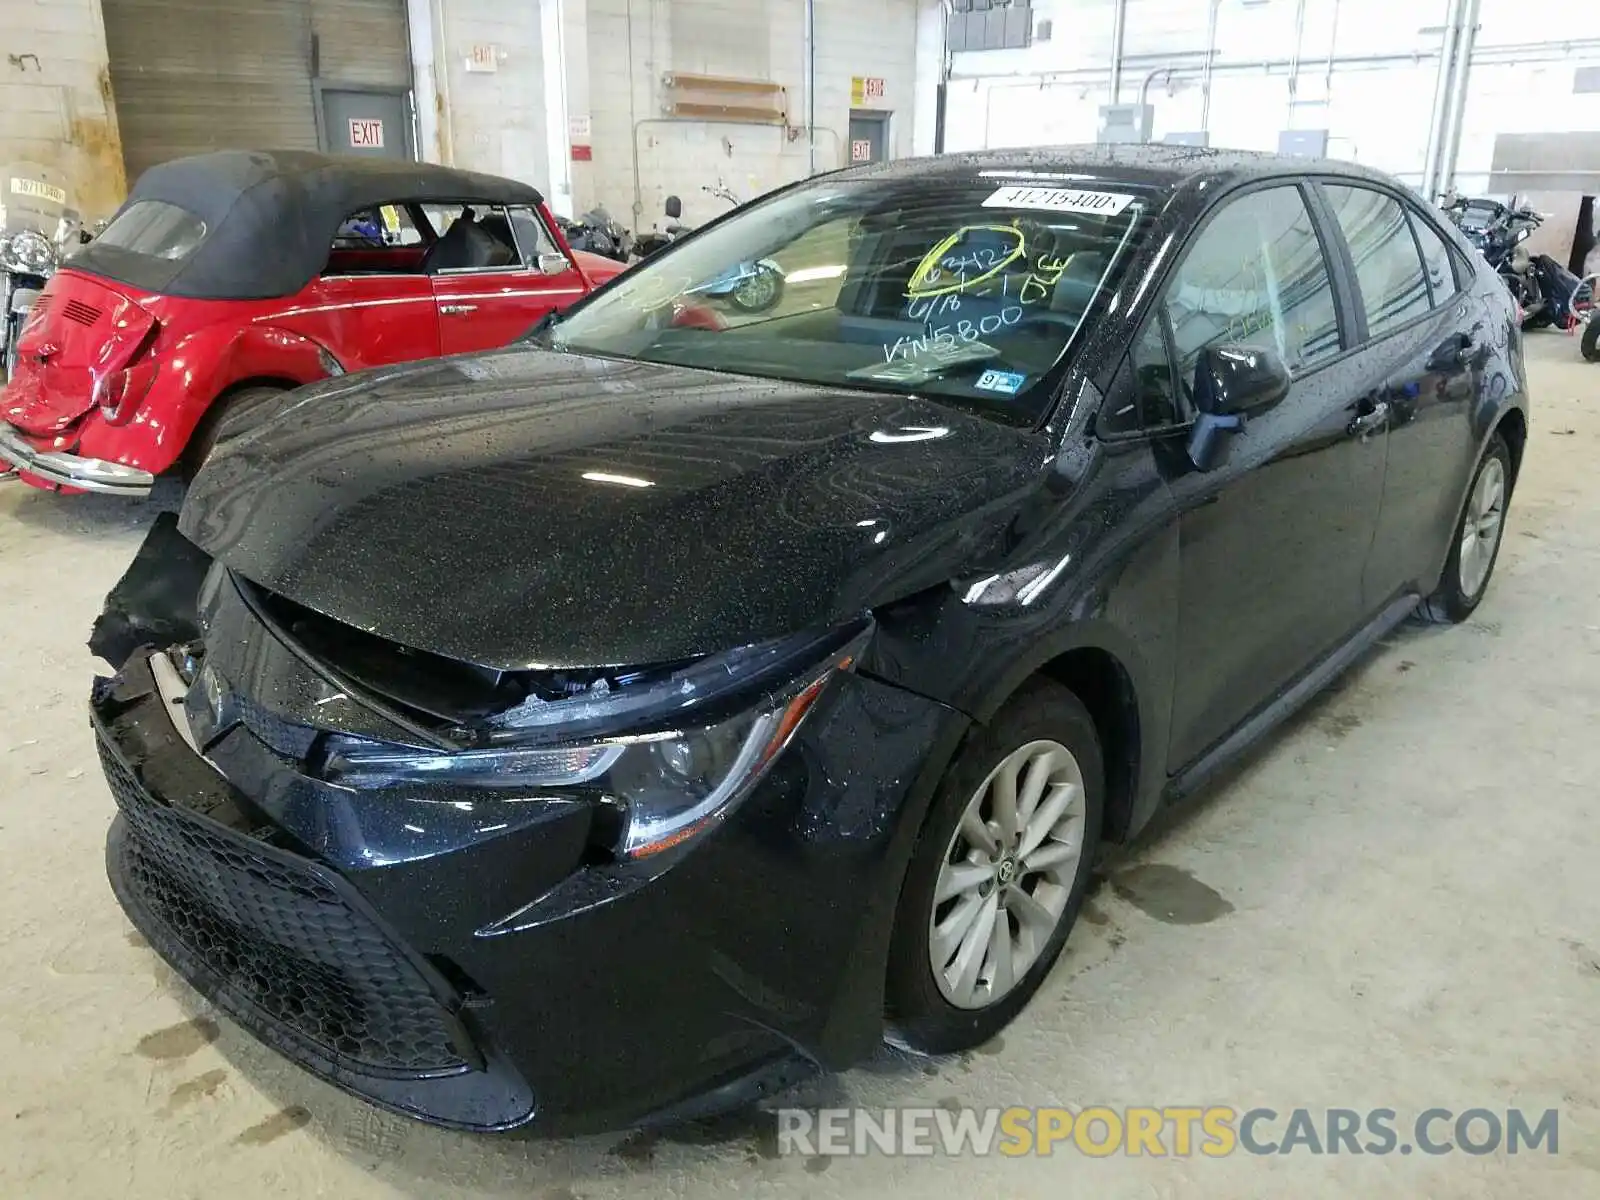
<box><xmin>906</xmin><ymin>225</ymin><xmax>1026</xmax><ymax>298</ymax></box>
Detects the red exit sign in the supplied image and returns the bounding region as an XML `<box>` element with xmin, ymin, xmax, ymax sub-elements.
<box><xmin>348</xmin><ymin>118</ymin><xmax>385</xmax><ymax>149</ymax></box>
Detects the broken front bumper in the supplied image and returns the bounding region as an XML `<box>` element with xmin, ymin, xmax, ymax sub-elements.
<box><xmin>0</xmin><ymin>422</ymin><xmax>155</xmax><ymax>496</ymax></box>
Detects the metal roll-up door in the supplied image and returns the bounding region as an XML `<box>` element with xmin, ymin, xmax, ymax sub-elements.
<box><xmin>102</xmin><ymin>0</ymin><xmax>410</xmax><ymax>188</ymax></box>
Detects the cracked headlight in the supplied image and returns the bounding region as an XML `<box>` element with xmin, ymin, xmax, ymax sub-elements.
<box><xmin>320</xmin><ymin>624</ymin><xmax>868</xmax><ymax>858</ymax></box>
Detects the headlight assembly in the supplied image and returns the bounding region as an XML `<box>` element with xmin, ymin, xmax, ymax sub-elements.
<box><xmin>318</xmin><ymin>623</ymin><xmax>869</xmax><ymax>859</ymax></box>
<box><xmin>0</xmin><ymin>229</ymin><xmax>55</xmax><ymax>274</ymax></box>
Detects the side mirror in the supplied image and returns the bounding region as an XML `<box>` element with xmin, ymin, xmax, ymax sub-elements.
<box><xmin>536</xmin><ymin>251</ymin><xmax>570</xmax><ymax>275</ymax></box>
<box><xmin>1186</xmin><ymin>344</ymin><xmax>1291</xmax><ymax>472</ymax></box>
<box><xmin>664</xmin><ymin>195</ymin><xmax>683</xmax><ymax>220</ymax></box>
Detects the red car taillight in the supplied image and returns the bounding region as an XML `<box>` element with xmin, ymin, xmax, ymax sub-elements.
<box><xmin>94</xmin><ymin>324</ymin><xmax>161</xmax><ymax>425</ymax></box>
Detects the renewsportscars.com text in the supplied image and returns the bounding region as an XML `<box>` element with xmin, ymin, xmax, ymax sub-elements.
<box><xmin>776</xmin><ymin>1106</ymin><xmax>1560</xmax><ymax>1158</ymax></box>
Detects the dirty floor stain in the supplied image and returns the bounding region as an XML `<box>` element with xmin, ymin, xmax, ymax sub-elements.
<box><xmin>235</xmin><ymin>1106</ymin><xmax>312</xmax><ymax>1146</ymax></box>
<box><xmin>161</xmin><ymin>1069</ymin><xmax>228</xmax><ymax>1113</ymax></box>
<box><xmin>135</xmin><ymin>1017</ymin><xmax>220</xmax><ymax>1061</ymax></box>
<box><xmin>1110</xmin><ymin>865</ymin><xmax>1235</xmax><ymax>925</ymax></box>
<box><xmin>1320</xmin><ymin>712</ymin><xmax>1363</xmax><ymax>739</ymax></box>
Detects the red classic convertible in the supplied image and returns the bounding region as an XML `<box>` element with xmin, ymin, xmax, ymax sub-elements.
<box><xmin>0</xmin><ymin>150</ymin><xmax>625</xmax><ymax>496</ymax></box>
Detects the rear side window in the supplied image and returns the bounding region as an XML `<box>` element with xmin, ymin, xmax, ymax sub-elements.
<box><xmin>1323</xmin><ymin>185</ymin><xmax>1431</xmax><ymax>336</ymax></box>
<box><xmin>1166</xmin><ymin>184</ymin><xmax>1342</xmax><ymax>381</ymax></box>
<box><xmin>96</xmin><ymin>200</ymin><xmax>206</xmax><ymax>261</ymax></box>
<box><xmin>1406</xmin><ymin>209</ymin><xmax>1461</xmax><ymax>306</ymax></box>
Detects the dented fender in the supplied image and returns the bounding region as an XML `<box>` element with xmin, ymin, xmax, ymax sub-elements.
<box><xmin>78</xmin><ymin>323</ymin><xmax>334</xmax><ymax>475</ymax></box>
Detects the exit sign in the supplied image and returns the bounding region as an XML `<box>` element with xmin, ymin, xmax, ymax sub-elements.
<box><xmin>851</xmin><ymin>76</ymin><xmax>886</xmax><ymax>106</ymax></box>
<box><xmin>348</xmin><ymin>118</ymin><xmax>385</xmax><ymax>149</ymax></box>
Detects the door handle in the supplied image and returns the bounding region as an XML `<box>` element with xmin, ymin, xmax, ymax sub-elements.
<box><xmin>1426</xmin><ymin>333</ymin><xmax>1477</xmax><ymax>372</ymax></box>
<box><xmin>440</xmin><ymin>303</ymin><xmax>478</xmax><ymax>315</ymax></box>
<box><xmin>1347</xmin><ymin>399</ymin><xmax>1390</xmax><ymax>440</ymax></box>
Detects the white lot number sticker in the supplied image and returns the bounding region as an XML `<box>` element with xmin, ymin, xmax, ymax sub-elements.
<box><xmin>981</xmin><ymin>185</ymin><xmax>1135</xmax><ymax>216</ymax></box>
<box><xmin>9</xmin><ymin>177</ymin><xmax>67</xmax><ymax>205</ymax></box>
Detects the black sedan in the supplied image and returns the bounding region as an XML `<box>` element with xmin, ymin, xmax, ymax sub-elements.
<box><xmin>90</xmin><ymin>145</ymin><xmax>1525</xmax><ymax>1134</ymax></box>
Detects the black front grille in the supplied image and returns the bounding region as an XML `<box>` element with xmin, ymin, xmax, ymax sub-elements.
<box><xmin>99</xmin><ymin>736</ymin><xmax>472</xmax><ymax>1077</ymax></box>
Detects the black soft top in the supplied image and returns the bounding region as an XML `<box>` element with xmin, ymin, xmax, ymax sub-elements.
<box><xmin>71</xmin><ymin>149</ymin><xmax>546</xmax><ymax>300</ymax></box>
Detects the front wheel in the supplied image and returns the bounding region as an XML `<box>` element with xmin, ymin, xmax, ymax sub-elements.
<box><xmin>885</xmin><ymin>680</ymin><xmax>1104</xmax><ymax>1054</ymax></box>
<box><xmin>1419</xmin><ymin>433</ymin><xmax>1512</xmax><ymax>624</ymax></box>
<box><xmin>728</xmin><ymin>265</ymin><xmax>784</xmax><ymax>313</ymax></box>
<box><xmin>1582</xmin><ymin>318</ymin><xmax>1600</xmax><ymax>363</ymax></box>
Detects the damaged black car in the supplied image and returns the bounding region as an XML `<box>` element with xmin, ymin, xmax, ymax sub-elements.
<box><xmin>91</xmin><ymin>146</ymin><xmax>1526</xmax><ymax>1134</ymax></box>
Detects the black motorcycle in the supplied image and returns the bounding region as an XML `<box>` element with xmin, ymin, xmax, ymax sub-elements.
<box><xmin>1444</xmin><ymin>196</ymin><xmax>1592</xmax><ymax>330</ymax></box>
<box><xmin>555</xmin><ymin>206</ymin><xmax>633</xmax><ymax>263</ymax></box>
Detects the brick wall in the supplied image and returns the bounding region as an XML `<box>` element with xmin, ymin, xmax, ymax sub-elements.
<box><xmin>0</xmin><ymin>0</ymin><xmax>125</xmax><ymax>219</ymax></box>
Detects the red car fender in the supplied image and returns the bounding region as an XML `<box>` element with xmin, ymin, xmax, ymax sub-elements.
<box><xmin>77</xmin><ymin>323</ymin><xmax>336</xmax><ymax>474</ymax></box>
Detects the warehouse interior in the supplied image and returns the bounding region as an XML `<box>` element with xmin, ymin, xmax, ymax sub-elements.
<box><xmin>1</xmin><ymin>1</ymin><xmax>1598</xmax><ymax>1197</ymax></box>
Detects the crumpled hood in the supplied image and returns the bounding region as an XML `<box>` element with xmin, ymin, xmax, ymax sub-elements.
<box><xmin>179</xmin><ymin>347</ymin><xmax>1050</xmax><ymax>670</ymax></box>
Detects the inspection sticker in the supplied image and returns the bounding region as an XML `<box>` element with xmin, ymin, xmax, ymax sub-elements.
<box><xmin>975</xmin><ymin>369</ymin><xmax>1028</xmax><ymax>395</ymax></box>
<box><xmin>981</xmin><ymin>185</ymin><xmax>1135</xmax><ymax>216</ymax></box>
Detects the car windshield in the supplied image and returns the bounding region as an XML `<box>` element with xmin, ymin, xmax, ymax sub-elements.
<box><xmin>547</xmin><ymin>174</ymin><xmax>1153</xmax><ymax>423</ymax></box>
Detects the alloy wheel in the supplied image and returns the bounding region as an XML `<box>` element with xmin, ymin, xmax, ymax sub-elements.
<box><xmin>1459</xmin><ymin>456</ymin><xmax>1506</xmax><ymax>599</ymax></box>
<box><xmin>928</xmin><ymin>739</ymin><xmax>1086</xmax><ymax>1010</ymax></box>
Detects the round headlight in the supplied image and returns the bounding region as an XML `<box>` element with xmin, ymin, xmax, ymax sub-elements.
<box><xmin>2</xmin><ymin>229</ymin><xmax>54</xmax><ymax>273</ymax></box>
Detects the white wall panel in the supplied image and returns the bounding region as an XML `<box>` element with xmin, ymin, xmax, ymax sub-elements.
<box><xmin>0</xmin><ymin>0</ymin><xmax>125</xmax><ymax>218</ymax></box>
<box><xmin>585</xmin><ymin>0</ymin><xmax>921</xmax><ymax>229</ymax></box>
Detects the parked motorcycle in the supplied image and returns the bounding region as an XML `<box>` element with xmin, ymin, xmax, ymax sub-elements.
<box><xmin>1580</xmin><ymin>271</ymin><xmax>1600</xmax><ymax>362</ymax></box>
<box><xmin>631</xmin><ymin>194</ymin><xmax>692</xmax><ymax>259</ymax></box>
<box><xmin>1444</xmin><ymin>195</ymin><xmax>1593</xmax><ymax>330</ymax></box>
<box><xmin>557</xmin><ymin>206</ymin><xmax>633</xmax><ymax>262</ymax></box>
<box><xmin>1</xmin><ymin>161</ymin><xmax>77</xmax><ymax>377</ymax></box>
<box><xmin>633</xmin><ymin>187</ymin><xmax>785</xmax><ymax>313</ymax></box>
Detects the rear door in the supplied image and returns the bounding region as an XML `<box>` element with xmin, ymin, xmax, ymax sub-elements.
<box><xmin>1159</xmin><ymin>182</ymin><xmax>1389</xmax><ymax>770</ymax></box>
<box><xmin>1317</xmin><ymin>184</ymin><xmax>1485</xmax><ymax>607</ymax></box>
<box><xmin>429</xmin><ymin>204</ymin><xmax>588</xmax><ymax>355</ymax></box>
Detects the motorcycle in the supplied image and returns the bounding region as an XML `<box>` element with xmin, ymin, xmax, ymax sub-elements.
<box><xmin>631</xmin><ymin>194</ymin><xmax>692</xmax><ymax>260</ymax></box>
<box><xmin>1579</xmin><ymin>271</ymin><xmax>1600</xmax><ymax>362</ymax></box>
<box><xmin>1444</xmin><ymin>195</ymin><xmax>1592</xmax><ymax>330</ymax></box>
<box><xmin>633</xmin><ymin>186</ymin><xmax>785</xmax><ymax>313</ymax></box>
<box><xmin>1</xmin><ymin>161</ymin><xmax>80</xmax><ymax>378</ymax></box>
<box><xmin>556</xmin><ymin>206</ymin><xmax>633</xmax><ymax>262</ymax></box>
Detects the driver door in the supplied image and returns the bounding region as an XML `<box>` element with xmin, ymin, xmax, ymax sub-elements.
<box><xmin>1156</xmin><ymin>183</ymin><xmax>1389</xmax><ymax>770</ymax></box>
<box><xmin>428</xmin><ymin>204</ymin><xmax>588</xmax><ymax>354</ymax></box>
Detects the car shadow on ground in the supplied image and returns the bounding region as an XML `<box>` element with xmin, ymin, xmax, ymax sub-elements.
<box><xmin>0</xmin><ymin>478</ymin><xmax>180</xmax><ymax>538</ymax></box>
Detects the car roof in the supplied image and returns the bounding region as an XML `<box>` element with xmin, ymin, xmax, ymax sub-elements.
<box><xmin>72</xmin><ymin>149</ymin><xmax>547</xmax><ymax>300</ymax></box>
<box><xmin>831</xmin><ymin>143</ymin><xmax>1405</xmax><ymax>196</ymax></box>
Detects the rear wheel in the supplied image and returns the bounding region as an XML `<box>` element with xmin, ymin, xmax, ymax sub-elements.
<box><xmin>1420</xmin><ymin>433</ymin><xmax>1512</xmax><ymax>624</ymax></box>
<box><xmin>181</xmin><ymin>386</ymin><xmax>287</xmax><ymax>478</ymax></box>
<box><xmin>885</xmin><ymin>680</ymin><xmax>1103</xmax><ymax>1054</ymax></box>
<box><xmin>1582</xmin><ymin>319</ymin><xmax>1600</xmax><ymax>363</ymax></box>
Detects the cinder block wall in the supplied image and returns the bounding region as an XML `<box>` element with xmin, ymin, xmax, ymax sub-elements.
<box><xmin>0</xmin><ymin>0</ymin><xmax>125</xmax><ymax>219</ymax></box>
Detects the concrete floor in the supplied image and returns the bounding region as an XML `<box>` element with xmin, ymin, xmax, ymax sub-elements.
<box><xmin>1</xmin><ymin>334</ymin><xmax>1596</xmax><ymax>1199</ymax></box>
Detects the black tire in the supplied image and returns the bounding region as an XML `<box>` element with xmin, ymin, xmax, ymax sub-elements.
<box><xmin>1582</xmin><ymin>319</ymin><xmax>1600</xmax><ymax>363</ymax></box>
<box><xmin>181</xmin><ymin>385</ymin><xmax>286</xmax><ymax>478</ymax></box>
<box><xmin>885</xmin><ymin>679</ymin><xmax>1104</xmax><ymax>1055</ymax></box>
<box><xmin>1419</xmin><ymin>432</ymin><xmax>1513</xmax><ymax>624</ymax></box>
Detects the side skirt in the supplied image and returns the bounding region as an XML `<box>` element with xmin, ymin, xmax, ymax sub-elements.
<box><xmin>1164</xmin><ymin>593</ymin><xmax>1421</xmax><ymax>804</ymax></box>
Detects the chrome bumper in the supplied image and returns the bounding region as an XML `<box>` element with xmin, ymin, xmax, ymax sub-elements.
<box><xmin>0</xmin><ymin>423</ymin><xmax>155</xmax><ymax>496</ymax></box>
